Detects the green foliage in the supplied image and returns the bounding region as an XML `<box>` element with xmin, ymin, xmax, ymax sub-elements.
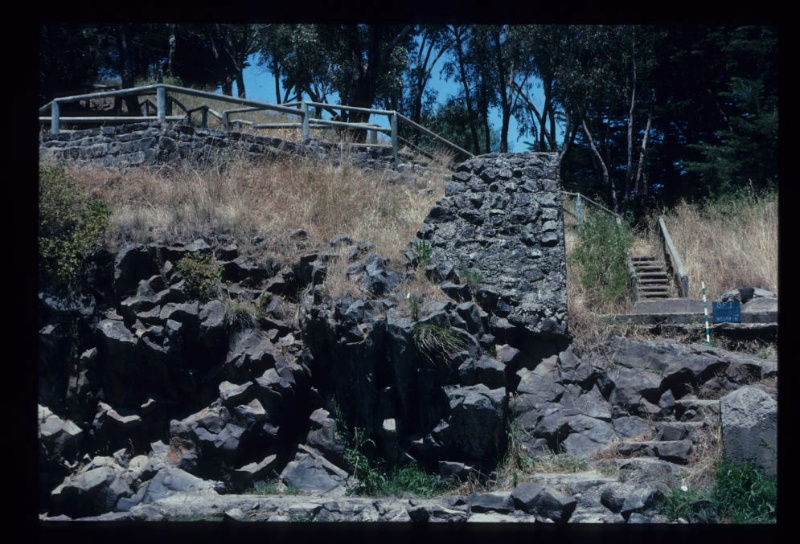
<box><xmin>407</xmin><ymin>292</ymin><xmax>422</xmax><ymax>321</ymax></box>
<box><xmin>569</xmin><ymin>212</ymin><xmax>634</xmax><ymax>305</ymax></box>
<box><xmin>245</xmin><ymin>479</ymin><xmax>300</xmax><ymax>496</ymax></box>
<box><xmin>176</xmin><ymin>252</ymin><xmax>222</xmax><ymax>301</ymax></box>
<box><xmin>411</xmin><ymin>239</ymin><xmax>433</xmax><ymax>268</ymax></box>
<box><xmin>659</xmin><ymin>485</ymin><xmax>712</xmax><ymax>522</ymax></box>
<box><xmin>657</xmin><ymin>459</ymin><xmax>777</xmax><ymax>524</ymax></box>
<box><xmin>39</xmin><ymin>164</ymin><xmax>110</xmax><ymax>292</ymax></box>
<box><xmin>224</xmin><ymin>300</ymin><xmax>259</xmax><ymax>331</ymax></box>
<box><xmin>458</xmin><ymin>267</ymin><xmax>483</xmax><ymax>296</ymax></box>
<box><xmin>332</xmin><ymin>401</ymin><xmax>451</xmax><ymax>498</ymax></box>
<box><xmin>712</xmin><ymin>459</ymin><xmax>776</xmax><ymax>524</ymax></box>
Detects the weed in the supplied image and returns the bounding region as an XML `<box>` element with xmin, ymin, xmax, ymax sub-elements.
<box><xmin>657</xmin><ymin>458</ymin><xmax>777</xmax><ymax>524</ymax></box>
<box><xmin>569</xmin><ymin>211</ymin><xmax>634</xmax><ymax>306</ymax></box>
<box><xmin>712</xmin><ymin>458</ymin><xmax>777</xmax><ymax>524</ymax></box>
<box><xmin>407</xmin><ymin>292</ymin><xmax>422</xmax><ymax>321</ymax></box>
<box><xmin>224</xmin><ymin>299</ymin><xmax>259</xmax><ymax>332</ymax></box>
<box><xmin>331</xmin><ymin>401</ymin><xmax>452</xmax><ymax>498</ymax></box>
<box><xmin>176</xmin><ymin>251</ymin><xmax>222</xmax><ymax>301</ymax></box>
<box><xmin>39</xmin><ymin>164</ymin><xmax>111</xmax><ymax>292</ymax></box>
<box><xmin>411</xmin><ymin>239</ymin><xmax>433</xmax><ymax>268</ymax></box>
<box><xmin>458</xmin><ymin>267</ymin><xmax>483</xmax><ymax>296</ymax></box>
<box><xmin>246</xmin><ymin>479</ymin><xmax>301</xmax><ymax>496</ymax></box>
<box><xmin>412</xmin><ymin>322</ymin><xmax>471</xmax><ymax>365</ymax></box>
<box><xmin>659</xmin><ymin>485</ymin><xmax>712</xmax><ymax>522</ymax></box>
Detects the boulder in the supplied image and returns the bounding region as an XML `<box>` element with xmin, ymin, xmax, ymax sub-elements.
<box><xmin>720</xmin><ymin>386</ymin><xmax>777</xmax><ymax>476</ymax></box>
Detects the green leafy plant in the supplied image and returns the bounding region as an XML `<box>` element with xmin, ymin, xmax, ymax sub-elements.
<box><xmin>659</xmin><ymin>485</ymin><xmax>712</xmax><ymax>522</ymax></box>
<box><xmin>569</xmin><ymin>212</ymin><xmax>634</xmax><ymax>305</ymax></box>
<box><xmin>411</xmin><ymin>239</ymin><xmax>433</xmax><ymax>268</ymax></box>
<box><xmin>332</xmin><ymin>400</ymin><xmax>451</xmax><ymax>498</ymax></box>
<box><xmin>657</xmin><ymin>459</ymin><xmax>777</xmax><ymax>524</ymax></box>
<box><xmin>712</xmin><ymin>459</ymin><xmax>776</xmax><ymax>524</ymax></box>
<box><xmin>176</xmin><ymin>252</ymin><xmax>222</xmax><ymax>301</ymax></box>
<box><xmin>459</xmin><ymin>267</ymin><xmax>483</xmax><ymax>296</ymax></box>
<box><xmin>39</xmin><ymin>164</ymin><xmax>110</xmax><ymax>291</ymax></box>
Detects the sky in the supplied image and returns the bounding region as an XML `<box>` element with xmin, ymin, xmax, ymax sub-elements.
<box><xmin>222</xmin><ymin>53</ymin><xmax>528</xmax><ymax>152</ymax></box>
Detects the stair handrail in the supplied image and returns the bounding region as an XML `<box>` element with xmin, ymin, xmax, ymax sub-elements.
<box><xmin>657</xmin><ymin>215</ymin><xmax>689</xmax><ymax>298</ymax></box>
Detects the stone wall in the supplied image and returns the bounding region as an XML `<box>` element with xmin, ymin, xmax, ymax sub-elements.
<box><xmin>39</xmin><ymin>121</ymin><xmax>412</xmax><ymax>173</ymax></box>
<box><xmin>416</xmin><ymin>152</ymin><xmax>568</xmax><ymax>346</ymax></box>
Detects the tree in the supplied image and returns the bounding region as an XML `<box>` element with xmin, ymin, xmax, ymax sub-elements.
<box><xmin>537</xmin><ymin>25</ymin><xmax>662</xmax><ymax>213</ymax></box>
<box><xmin>401</xmin><ymin>25</ymin><xmax>453</xmax><ymax>133</ymax></box>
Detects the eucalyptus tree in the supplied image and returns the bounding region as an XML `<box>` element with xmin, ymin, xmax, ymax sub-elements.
<box><xmin>203</xmin><ymin>24</ymin><xmax>262</xmax><ymax>98</ymax></box>
<box><xmin>540</xmin><ymin>25</ymin><xmax>662</xmax><ymax>213</ymax></box>
<box><xmin>400</xmin><ymin>25</ymin><xmax>454</xmax><ymax>137</ymax></box>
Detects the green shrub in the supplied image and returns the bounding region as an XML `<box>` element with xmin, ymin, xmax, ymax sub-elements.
<box><xmin>176</xmin><ymin>252</ymin><xmax>222</xmax><ymax>301</ymax></box>
<box><xmin>411</xmin><ymin>239</ymin><xmax>433</xmax><ymax>268</ymax></box>
<box><xmin>657</xmin><ymin>459</ymin><xmax>777</xmax><ymax>524</ymax></box>
<box><xmin>659</xmin><ymin>485</ymin><xmax>712</xmax><ymax>522</ymax></box>
<box><xmin>38</xmin><ymin>164</ymin><xmax>110</xmax><ymax>291</ymax></box>
<box><xmin>569</xmin><ymin>212</ymin><xmax>634</xmax><ymax>305</ymax></box>
<box><xmin>458</xmin><ymin>267</ymin><xmax>483</xmax><ymax>296</ymax></box>
<box><xmin>332</xmin><ymin>403</ymin><xmax>451</xmax><ymax>498</ymax></box>
<box><xmin>712</xmin><ymin>459</ymin><xmax>776</xmax><ymax>524</ymax></box>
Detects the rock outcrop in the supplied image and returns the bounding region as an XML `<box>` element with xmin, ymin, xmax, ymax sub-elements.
<box><xmin>37</xmin><ymin>150</ymin><xmax>778</xmax><ymax>523</ymax></box>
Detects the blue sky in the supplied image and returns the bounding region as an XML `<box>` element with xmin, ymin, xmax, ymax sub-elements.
<box><xmin>223</xmin><ymin>53</ymin><xmax>529</xmax><ymax>152</ymax></box>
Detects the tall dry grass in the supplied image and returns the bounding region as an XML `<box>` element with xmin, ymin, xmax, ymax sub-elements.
<box><xmin>659</xmin><ymin>191</ymin><xmax>778</xmax><ymax>300</ymax></box>
<box><xmin>56</xmin><ymin>152</ymin><xmax>444</xmax><ymax>270</ymax></box>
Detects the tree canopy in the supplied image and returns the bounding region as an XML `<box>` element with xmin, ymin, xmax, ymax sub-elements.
<box><xmin>40</xmin><ymin>23</ymin><xmax>778</xmax><ymax>212</ymax></box>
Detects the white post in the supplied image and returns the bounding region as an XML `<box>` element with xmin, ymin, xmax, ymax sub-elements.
<box><xmin>157</xmin><ymin>85</ymin><xmax>166</xmax><ymax>123</ymax></box>
<box><xmin>391</xmin><ymin>112</ymin><xmax>398</xmax><ymax>164</ymax></box>
<box><xmin>51</xmin><ymin>100</ymin><xmax>60</xmax><ymax>134</ymax></box>
<box><xmin>302</xmin><ymin>102</ymin><xmax>310</xmax><ymax>141</ymax></box>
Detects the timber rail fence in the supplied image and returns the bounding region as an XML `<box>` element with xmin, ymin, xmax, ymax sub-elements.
<box><xmin>39</xmin><ymin>84</ymin><xmax>474</xmax><ymax>164</ymax></box>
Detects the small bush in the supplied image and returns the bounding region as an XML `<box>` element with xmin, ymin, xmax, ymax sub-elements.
<box><xmin>712</xmin><ymin>459</ymin><xmax>776</xmax><ymax>524</ymax></box>
<box><xmin>411</xmin><ymin>239</ymin><xmax>433</xmax><ymax>268</ymax></box>
<box><xmin>458</xmin><ymin>267</ymin><xmax>483</xmax><ymax>296</ymax></box>
<box><xmin>39</xmin><ymin>164</ymin><xmax>110</xmax><ymax>291</ymax></box>
<box><xmin>569</xmin><ymin>212</ymin><xmax>634</xmax><ymax>306</ymax></box>
<box><xmin>176</xmin><ymin>252</ymin><xmax>222</xmax><ymax>301</ymax></box>
<box><xmin>657</xmin><ymin>459</ymin><xmax>777</xmax><ymax>524</ymax></box>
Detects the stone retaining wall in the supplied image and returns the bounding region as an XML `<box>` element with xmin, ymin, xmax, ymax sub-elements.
<box><xmin>39</xmin><ymin>121</ymin><xmax>411</xmax><ymax>172</ymax></box>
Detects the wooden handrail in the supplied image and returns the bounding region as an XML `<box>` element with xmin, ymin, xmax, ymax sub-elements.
<box><xmin>39</xmin><ymin>84</ymin><xmax>470</xmax><ymax>165</ymax></box>
<box><xmin>657</xmin><ymin>216</ymin><xmax>689</xmax><ymax>298</ymax></box>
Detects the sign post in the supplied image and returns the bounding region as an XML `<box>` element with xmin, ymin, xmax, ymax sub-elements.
<box><xmin>712</xmin><ymin>301</ymin><xmax>741</xmax><ymax>324</ymax></box>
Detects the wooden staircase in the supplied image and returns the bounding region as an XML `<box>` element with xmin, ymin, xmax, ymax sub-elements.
<box><xmin>630</xmin><ymin>255</ymin><xmax>672</xmax><ymax>300</ymax></box>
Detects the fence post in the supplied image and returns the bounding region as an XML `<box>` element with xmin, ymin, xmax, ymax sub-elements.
<box><xmin>157</xmin><ymin>85</ymin><xmax>166</xmax><ymax>123</ymax></box>
<box><xmin>391</xmin><ymin>112</ymin><xmax>398</xmax><ymax>163</ymax></box>
<box><xmin>575</xmin><ymin>194</ymin><xmax>583</xmax><ymax>224</ymax></box>
<box><xmin>51</xmin><ymin>100</ymin><xmax>60</xmax><ymax>134</ymax></box>
<box><xmin>302</xmin><ymin>102</ymin><xmax>310</xmax><ymax>141</ymax></box>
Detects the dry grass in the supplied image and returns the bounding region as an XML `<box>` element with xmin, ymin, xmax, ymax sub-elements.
<box><xmin>60</xmin><ymin>151</ymin><xmax>443</xmax><ymax>267</ymax></box>
<box><xmin>658</xmin><ymin>192</ymin><xmax>778</xmax><ymax>300</ymax></box>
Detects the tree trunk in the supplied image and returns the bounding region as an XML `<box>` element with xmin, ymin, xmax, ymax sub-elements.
<box><xmin>451</xmin><ymin>28</ymin><xmax>480</xmax><ymax>154</ymax></box>
<box><xmin>581</xmin><ymin>116</ymin><xmax>618</xmax><ymax>212</ymax></box>
<box><xmin>115</xmin><ymin>25</ymin><xmax>140</xmax><ymax>116</ymax></box>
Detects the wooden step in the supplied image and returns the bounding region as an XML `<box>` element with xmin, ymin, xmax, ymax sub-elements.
<box><xmin>631</xmin><ymin>254</ymin><xmax>673</xmax><ymax>300</ymax></box>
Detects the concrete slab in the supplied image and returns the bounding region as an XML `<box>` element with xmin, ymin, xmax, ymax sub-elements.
<box><xmin>634</xmin><ymin>299</ymin><xmax>706</xmax><ymax>315</ymax></box>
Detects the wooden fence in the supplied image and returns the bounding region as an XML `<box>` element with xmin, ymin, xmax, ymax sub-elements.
<box><xmin>39</xmin><ymin>84</ymin><xmax>474</xmax><ymax>163</ymax></box>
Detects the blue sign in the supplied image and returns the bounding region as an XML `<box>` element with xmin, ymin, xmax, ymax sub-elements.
<box><xmin>713</xmin><ymin>301</ymin><xmax>741</xmax><ymax>323</ymax></box>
